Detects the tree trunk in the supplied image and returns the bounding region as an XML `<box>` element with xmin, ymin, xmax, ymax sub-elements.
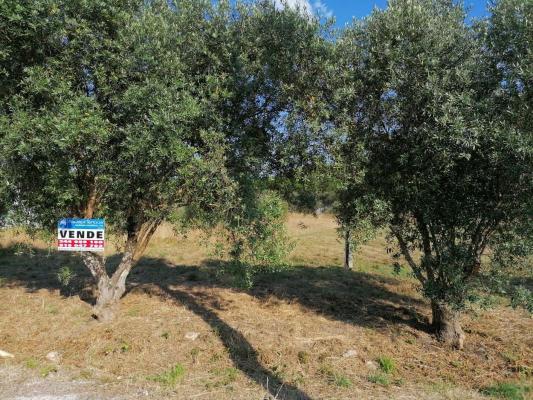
<box><xmin>344</xmin><ymin>229</ymin><xmax>353</xmax><ymax>270</ymax></box>
<box><xmin>80</xmin><ymin>220</ymin><xmax>160</xmax><ymax>321</ymax></box>
<box><xmin>431</xmin><ymin>301</ymin><xmax>465</xmax><ymax>350</ymax></box>
<box><xmin>81</xmin><ymin>245</ymin><xmax>135</xmax><ymax>322</ymax></box>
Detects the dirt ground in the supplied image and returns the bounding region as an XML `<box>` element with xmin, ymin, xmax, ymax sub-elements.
<box><xmin>0</xmin><ymin>214</ymin><xmax>531</xmax><ymax>399</ymax></box>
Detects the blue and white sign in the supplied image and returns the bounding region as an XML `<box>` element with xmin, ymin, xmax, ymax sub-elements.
<box><xmin>57</xmin><ymin>218</ymin><xmax>105</xmax><ymax>252</ymax></box>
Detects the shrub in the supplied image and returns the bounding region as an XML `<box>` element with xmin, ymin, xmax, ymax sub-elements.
<box><xmin>212</xmin><ymin>189</ymin><xmax>294</xmax><ymax>289</ymax></box>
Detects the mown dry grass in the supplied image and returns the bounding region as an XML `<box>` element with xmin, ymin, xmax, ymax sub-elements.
<box><xmin>0</xmin><ymin>213</ymin><xmax>531</xmax><ymax>399</ymax></box>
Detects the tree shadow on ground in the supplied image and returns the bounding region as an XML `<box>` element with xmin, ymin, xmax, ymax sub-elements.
<box><xmin>0</xmin><ymin>244</ymin><xmax>429</xmax><ymax>399</ymax></box>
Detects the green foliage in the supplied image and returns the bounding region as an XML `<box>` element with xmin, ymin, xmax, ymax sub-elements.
<box><xmin>481</xmin><ymin>382</ymin><xmax>531</xmax><ymax>400</ymax></box>
<box><xmin>0</xmin><ymin>0</ymin><xmax>234</xmax><ymax>236</ymax></box>
<box><xmin>148</xmin><ymin>363</ymin><xmax>186</xmax><ymax>386</ymax></box>
<box><xmin>335</xmin><ymin>0</ymin><xmax>532</xmax><ymax>318</ymax></box>
<box><xmin>0</xmin><ymin>0</ymin><xmax>326</xmax><ymax>302</ymax></box>
<box><xmin>213</xmin><ymin>188</ymin><xmax>294</xmax><ymax>288</ymax></box>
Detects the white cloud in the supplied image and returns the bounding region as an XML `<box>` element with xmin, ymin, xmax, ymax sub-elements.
<box><xmin>313</xmin><ymin>0</ymin><xmax>333</xmax><ymax>19</ymax></box>
<box><xmin>273</xmin><ymin>0</ymin><xmax>333</xmax><ymax>19</ymax></box>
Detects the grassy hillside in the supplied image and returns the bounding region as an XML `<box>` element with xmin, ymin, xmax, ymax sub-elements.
<box><xmin>0</xmin><ymin>213</ymin><xmax>531</xmax><ymax>399</ymax></box>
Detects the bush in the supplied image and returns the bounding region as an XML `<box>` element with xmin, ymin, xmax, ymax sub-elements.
<box><xmin>214</xmin><ymin>189</ymin><xmax>294</xmax><ymax>288</ymax></box>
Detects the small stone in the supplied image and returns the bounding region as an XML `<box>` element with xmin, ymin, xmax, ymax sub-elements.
<box><xmin>365</xmin><ymin>360</ymin><xmax>378</xmax><ymax>371</ymax></box>
<box><xmin>46</xmin><ymin>351</ymin><xmax>61</xmax><ymax>363</ymax></box>
<box><xmin>342</xmin><ymin>349</ymin><xmax>358</xmax><ymax>358</ymax></box>
<box><xmin>0</xmin><ymin>349</ymin><xmax>14</xmax><ymax>358</ymax></box>
<box><xmin>185</xmin><ymin>332</ymin><xmax>199</xmax><ymax>341</ymax></box>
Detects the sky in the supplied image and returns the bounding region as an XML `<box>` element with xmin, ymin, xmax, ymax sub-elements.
<box><xmin>274</xmin><ymin>0</ymin><xmax>491</xmax><ymax>26</ymax></box>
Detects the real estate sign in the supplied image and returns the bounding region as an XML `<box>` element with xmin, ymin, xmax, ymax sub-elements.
<box><xmin>57</xmin><ymin>218</ymin><xmax>105</xmax><ymax>252</ymax></box>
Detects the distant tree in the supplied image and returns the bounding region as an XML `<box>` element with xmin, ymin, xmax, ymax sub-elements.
<box><xmin>0</xmin><ymin>0</ymin><xmax>234</xmax><ymax>320</ymax></box>
<box><xmin>338</xmin><ymin>0</ymin><xmax>532</xmax><ymax>348</ymax></box>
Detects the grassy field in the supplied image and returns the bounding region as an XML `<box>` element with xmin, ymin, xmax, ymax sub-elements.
<box><xmin>0</xmin><ymin>213</ymin><xmax>531</xmax><ymax>399</ymax></box>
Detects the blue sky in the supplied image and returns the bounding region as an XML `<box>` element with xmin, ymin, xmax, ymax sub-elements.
<box><xmin>274</xmin><ymin>0</ymin><xmax>491</xmax><ymax>26</ymax></box>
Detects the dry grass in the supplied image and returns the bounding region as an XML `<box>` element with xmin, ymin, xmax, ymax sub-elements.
<box><xmin>0</xmin><ymin>213</ymin><xmax>531</xmax><ymax>400</ymax></box>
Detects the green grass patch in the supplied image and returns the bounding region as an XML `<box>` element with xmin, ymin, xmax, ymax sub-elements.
<box><xmin>334</xmin><ymin>375</ymin><xmax>353</xmax><ymax>388</ymax></box>
<box><xmin>215</xmin><ymin>367</ymin><xmax>238</xmax><ymax>386</ymax></box>
<box><xmin>319</xmin><ymin>364</ymin><xmax>352</xmax><ymax>388</ymax></box>
<box><xmin>481</xmin><ymin>382</ymin><xmax>531</xmax><ymax>400</ymax></box>
<box><xmin>368</xmin><ymin>373</ymin><xmax>390</xmax><ymax>386</ymax></box>
<box><xmin>148</xmin><ymin>363</ymin><xmax>186</xmax><ymax>386</ymax></box>
<box><xmin>24</xmin><ymin>357</ymin><xmax>39</xmax><ymax>369</ymax></box>
<box><xmin>377</xmin><ymin>356</ymin><xmax>396</xmax><ymax>374</ymax></box>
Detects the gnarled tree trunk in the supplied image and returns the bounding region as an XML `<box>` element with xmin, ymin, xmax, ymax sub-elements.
<box><xmin>344</xmin><ymin>229</ymin><xmax>353</xmax><ymax>270</ymax></box>
<box><xmin>80</xmin><ymin>220</ymin><xmax>160</xmax><ymax>322</ymax></box>
<box><xmin>431</xmin><ymin>301</ymin><xmax>465</xmax><ymax>350</ymax></box>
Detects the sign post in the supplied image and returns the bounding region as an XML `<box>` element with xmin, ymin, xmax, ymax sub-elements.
<box><xmin>57</xmin><ymin>218</ymin><xmax>105</xmax><ymax>252</ymax></box>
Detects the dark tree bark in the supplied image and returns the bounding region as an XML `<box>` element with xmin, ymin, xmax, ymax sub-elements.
<box><xmin>431</xmin><ymin>301</ymin><xmax>465</xmax><ymax>350</ymax></box>
<box><xmin>344</xmin><ymin>229</ymin><xmax>353</xmax><ymax>270</ymax></box>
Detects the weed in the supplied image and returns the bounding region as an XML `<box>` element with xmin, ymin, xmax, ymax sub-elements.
<box><xmin>319</xmin><ymin>364</ymin><xmax>352</xmax><ymax>388</ymax></box>
<box><xmin>450</xmin><ymin>360</ymin><xmax>462</xmax><ymax>368</ymax></box>
<box><xmin>501</xmin><ymin>352</ymin><xmax>519</xmax><ymax>364</ymax></box>
<box><xmin>216</xmin><ymin>367</ymin><xmax>238</xmax><ymax>386</ymax></box>
<box><xmin>56</xmin><ymin>266</ymin><xmax>76</xmax><ymax>287</ymax></box>
<box><xmin>119</xmin><ymin>341</ymin><xmax>130</xmax><ymax>353</ymax></box>
<box><xmin>377</xmin><ymin>356</ymin><xmax>396</xmax><ymax>374</ymax></box>
<box><xmin>368</xmin><ymin>373</ymin><xmax>390</xmax><ymax>386</ymax></box>
<box><xmin>39</xmin><ymin>364</ymin><xmax>58</xmax><ymax>377</ymax></box>
<box><xmin>272</xmin><ymin>364</ymin><xmax>287</xmax><ymax>381</ymax></box>
<box><xmin>190</xmin><ymin>347</ymin><xmax>200</xmax><ymax>363</ymax></box>
<box><xmin>481</xmin><ymin>382</ymin><xmax>531</xmax><ymax>400</ymax></box>
<box><xmin>148</xmin><ymin>363</ymin><xmax>186</xmax><ymax>386</ymax></box>
<box><xmin>297</xmin><ymin>350</ymin><xmax>309</xmax><ymax>364</ymax></box>
<box><xmin>161</xmin><ymin>332</ymin><xmax>169</xmax><ymax>339</ymax></box>
<box><xmin>206</xmin><ymin>367</ymin><xmax>239</xmax><ymax>389</ymax></box>
<box><xmin>335</xmin><ymin>375</ymin><xmax>353</xmax><ymax>388</ymax></box>
<box><xmin>25</xmin><ymin>358</ymin><xmax>39</xmax><ymax>369</ymax></box>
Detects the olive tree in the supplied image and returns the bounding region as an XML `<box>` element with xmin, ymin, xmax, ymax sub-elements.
<box><xmin>0</xmin><ymin>0</ymin><xmax>234</xmax><ymax>320</ymax></box>
<box><xmin>205</xmin><ymin>0</ymin><xmax>335</xmax><ymax>280</ymax></box>
<box><xmin>338</xmin><ymin>0</ymin><xmax>532</xmax><ymax>348</ymax></box>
